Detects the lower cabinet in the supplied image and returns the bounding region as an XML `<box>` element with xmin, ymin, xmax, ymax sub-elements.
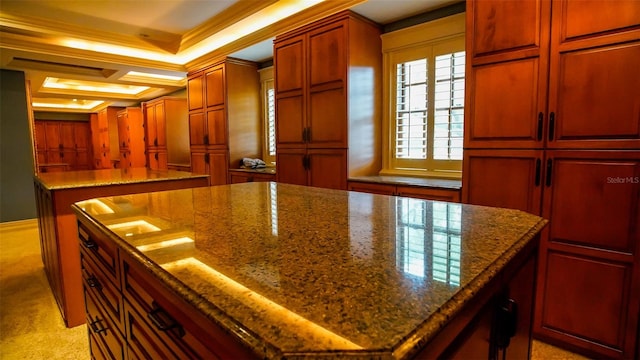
<box><xmin>191</xmin><ymin>149</ymin><xmax>229</xmax><ymax>186</ymax></box>
<box><xmin>348</xmin><ymin>181</ymin><xmax>461</xmax><ymax>202</ymax></box>
<box><xmin>277</xmin><ymin>148</ymin><xmax>347</xmax><ymax>190</ymax></box>
<box><xmin>77</xmin><ymin>219</ymin><xmax>257</xmax><ymax>359</ymax></box>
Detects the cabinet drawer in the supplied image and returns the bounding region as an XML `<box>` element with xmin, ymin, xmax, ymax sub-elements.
<box><xmin>84</xmin><ymin>287</ymin><xmax>125</xmax><ymax>360</ymax></box>
<box><xmin>396</xmin><ymin>186</ymin><xmax>461</xmax><ymax>203</ymax></box>
<box><xmin>122</xmin><ymin>255</ymin><xmax>257</xmax><ymax>359</ymax></box>
<box><xmin>81</xmin><ymin>251</ymin><xmax>124</xmax><ymax>333</ymax></box>
<box><xmin>78</xmin><ymin>222</ymin><xmax>120</xmax><ymax>285</ymax></box>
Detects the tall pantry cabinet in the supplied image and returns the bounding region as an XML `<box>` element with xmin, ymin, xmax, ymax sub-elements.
<box><xmin>187</xmin><ymin>58</ymin><xmax>261</xmax><ymax>185</ymax></box>
<box><xmin>142</xmin><ymin>97</ymin><xmax>189</xmax><ymax>170</ymax></box>
<box><xmin>274</xmin><ymin>10</ymin><xmax>381</xmax><ymax>190</ymax></box>
<box><xmin>462</xmin><ymin>1</ymin><xmax>640</xmax><ymax>359</ymax></box>
<box><xmin>91</xmin><ymin>107</ymin><xmax>123</xmax><ymax>169</ymax></box>
<box><xmin>116</xmin><ymin>107</ymin><xmax>146</xmax><ymax>169</ymax></box>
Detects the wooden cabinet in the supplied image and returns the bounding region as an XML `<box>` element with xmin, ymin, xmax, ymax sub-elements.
<box><xmin>534</xmin><ymin>150</ymin><xmax>640</xmax><ymax>359</ymax></box>
<box><xmin>116</xmin><ymin>108</ymin><xmax>145</xmax><ymax>169</ymax></box>
<box><xmin>463</xmin><ymin>1</ymin><xmax>640</xmax><ymax>358</ymax></box>
<box><xmin>92</xmin><ymin>107</ymin><xmax>123</xmax><ymax>169</ymax></box>
<box><xmin>75</xmin><ymin>216</ymin><xmax>258</xmax><ymax>359</ymax></box>
<box><xmin>348</xmin><ymin>181</ymin><xmax>461</xmax><ymax>202</ymax></box>
<box><xmin>33</xmin><ymin>120</ymin><xmax>92</xmax><ymax>171</ymax></box>
<box><xmin>274</xmin><ymin>10</ymin><xmax>382</xmax><ymax>190</ymax></box>
<box><xmin>187</xmin><ymin>58</ymin><xmax>261</xmax><ymax>185</ymax></box>
<box><xmin>142</xmin><ymin>97</ymin><xmax>189</xmax><ymax>170</ymax></box>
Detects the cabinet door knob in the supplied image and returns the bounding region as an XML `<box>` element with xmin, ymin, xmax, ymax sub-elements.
<box><xmin>89</xmin><ymin>318</ymin><xmax>107</xmax><ymax>334</ymax></box>
<box><xmin>537</xmin><ymin>112</ymin><xmax>543</xmax><ymax>141</ymax></box>
<box><xmin>548</xmin><ymin>112</ymin><xmax>555</xmax><ymax>141</ymax></box>
<box><xmin>545</xmin><ymin>158</ymin><xmax>553</xmax><ymax>187</ymax></box>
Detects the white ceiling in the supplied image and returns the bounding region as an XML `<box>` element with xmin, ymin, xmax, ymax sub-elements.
<box><xmin>0</xmin><ymin>0</ymin><xmax>460</xmax><ymax>113</ymax></box>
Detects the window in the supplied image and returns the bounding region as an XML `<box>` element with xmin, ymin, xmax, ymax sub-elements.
<box><xmin>381</xmin><ymin>14</ymin><xmax>465</xmax><ymax>178</ymax></box>
<box><xmin>259</xmin><ymin>67</ymin><xmax>276</xmax><ymax>164</ymax></box>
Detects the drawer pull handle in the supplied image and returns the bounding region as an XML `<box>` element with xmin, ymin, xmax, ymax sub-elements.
<box><xmin>90</xmin><ymin>318</ymin><xmax>107</xmax><ymax>334</ymax></box>
<box><xmin>148</xmin><ymin>302</ymin><xmax>185</xmax><ymax>338</ymax></box>
<box><xmin>82</xmin><ymin>240</ymin><xmax>98</xmax><ymax>251</ymax></box>
<box><xmin>87</xmin><ymin>276</ymin><xmax>102</xmax><ymax>291</ymax></box>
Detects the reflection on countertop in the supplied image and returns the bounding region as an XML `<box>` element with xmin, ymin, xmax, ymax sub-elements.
<box><xmin>73</xmin><ymin>182</ymin><xmax>546</xmax><ymax>358</ymax></box>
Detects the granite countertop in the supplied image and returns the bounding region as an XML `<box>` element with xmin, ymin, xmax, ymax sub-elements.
<box><xmin>349</xmin><ymin>175</ymin><xmax>462</xmax><ymax>190</ymax></box>
<box><xmin>73</xmin><ymin>182</ymin><xmax>546</xmax><ymax>359</ymax></box>
<box><xmin>35</xmin><ymin>168</ymin><xmax>209</xmax><ymax>190</ymax></box>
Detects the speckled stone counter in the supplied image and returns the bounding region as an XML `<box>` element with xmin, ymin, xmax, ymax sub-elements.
<box><xmin>35</xmin><ymin>167</ymin><xmax>209</xmax><ymax>190</ymax></box>
<box><xmin>349</xmin><ymin>175</ymin><xmax>462</xmax><ymax>190</ymax></box>
<box><xmin>73</xmin><ymin>182</ymin><xmax>547</xmax><ymax>358</ymax></box>
<box><xmin>33</xmin><ymin>168</ymin><xmax>209</xmax><ymax>328</ymax></box>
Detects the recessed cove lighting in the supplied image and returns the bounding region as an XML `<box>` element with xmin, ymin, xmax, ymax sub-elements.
<box><xmin>125</xmin><ymin>71</ymin><xmax>184</xmax><ymax>81</ymax></box>
<box><xmin>31</xmin><ymin>98</ymin><xmax>104</xmax><ymax>110</ymax></box>
<box><xmin>43</xmin><ymin>77</ymin><xmax>150</xmax><ymax>95</ymax></box>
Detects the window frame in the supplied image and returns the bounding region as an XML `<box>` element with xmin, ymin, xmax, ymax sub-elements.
<box><xmin>380</xmin><ymin>13</ymin><xmax>465</xmax><ymax>179</ymax></box>
<box><xmin>259</xmin><ymin>67</ymin><xmax>276</xmax><ymax>165</ymax></box>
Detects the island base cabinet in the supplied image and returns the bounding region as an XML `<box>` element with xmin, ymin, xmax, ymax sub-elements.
<box><xmin>121</xmin><ymin>252</ymin><xmax>258</xmax><ymax>359</ymax></box>
<box><xmin>418</xmin><ymin>237</ymin><xmax>538</xmax><ymax>360</ymax></box>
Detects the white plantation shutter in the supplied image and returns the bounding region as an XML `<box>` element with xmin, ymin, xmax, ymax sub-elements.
<box><xmin>434</xmin><ymin>51</ymin><xmax>465</xmax><ymax>161</ymax></box>
<box><xmin>396</xmin><ymin>59</ymin><xmax>428</xmax><ymax>159</ymax></box>
<box><xmin>267</xmin><ymin>87</ymin><xmax>276</xmax><ymax>157</ymax></box>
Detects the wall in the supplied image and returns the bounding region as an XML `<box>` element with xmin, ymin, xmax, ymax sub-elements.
<box><xmin>0</xmin><ymin>70</ymin><xmax>37</xmax><ymax>222</ymax></box>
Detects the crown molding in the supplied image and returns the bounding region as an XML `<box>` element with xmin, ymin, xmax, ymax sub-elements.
<box><xmin>179</xmin><ymin>0</ymin><xmax>278</xmax><ymax>51</ymax></box>
<box><xmin>185</xmin><ymin>0</ymin><xmax>367</xmax><ymax>72</ymax></box>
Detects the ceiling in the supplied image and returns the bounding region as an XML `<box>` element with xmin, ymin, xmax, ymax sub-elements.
<box><xmin>0</xmin><ymin>0</ymin><xmax>458</xmax><ymax>113</ymax></box>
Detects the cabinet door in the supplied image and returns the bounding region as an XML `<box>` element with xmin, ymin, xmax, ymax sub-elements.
<box><xmin>207</xmin><ymin>150</ymin><xmax>229</xmax><ymax>186</ymax></box>
<box><xmin>276</xmin><ymin>94</ymin><xmax>305</xmax><ymax>148</ymax></box>
<box><xmin>275</xmin><ymin>35</ymin><xmax>305</xmax><ymax>93</ymax></box>
<box><xmin>190</xmin><ymin>151</ymin><xmax>207</xmax><ymax>176</ymax></box>
<box><xmin>535</xmin><ymin>150</ymin><xmax>640</xmax><ymax>359</ymax></box>
<box><xmin>308</xmin><ymin>22</ymin><xmax>346</xmax><ymax>87</ymax></box>
<box><xmin>468</xmin><ymin>0</ymin><xmax>550</xmax><ymax>61</ymax></box>
<box><xmin>153</xmin><ymin>102</ymin><xmax>166</xmax><ymax>147</ymax></box>
<box><xmin>276</xmin><ymin>149</ymin><xmax>307</xmax><ymax>186</ymax></box>
<box><xmin>206</xmin><ymin>108</ymin><xmax>226</xmax><ymax>147</ymax></box>
<box><xmin>462</xmin><ymin>149</ymin><xmax>544</xmax><ymax>215</ymax></box>
<box><xmin>465</xmin><ymin>58</ymin><xmax>547</xmax><ymax>149</ymax></box>
<box><xmin>60</xmin><ymin>122</ymin><xmax>76</xmax><ymax>149</ymax></box>
<box><xmin>189</xmin><ymin>113</ymin><xmax>206</xmax><ymax>146</ymax></box>
<box><xmin>547</xmin><ymin>41</ymin><xmax>640</xmax><ymax>149</ymax></box>
<box><xmin>187</xmin><ymin>73</ymin><xmax>204</xmax><ymax>111</ymax></box>
<box><xmin>396</xmin><ymin>186</ymin><xmax>461</xmax><ymax>203</ymax></box>
<box><xmin>308</xmin><ymin>149</ymin><xmax>347</xmax><ymax>190</ymax></box>
<box><xmin>45</xmin><ymin>122</ymin><xmax>61</xmax><ymax>151</ymax></box>
<box><xmin>34</xmin><ymin>121</ymin><xmax>47</xmax><ymax>151</ymax></box>
<box><xmin>148</xmin><ymin>151</ymin><xmax>168</xmax><ymax>171</ymax></box>
<box><xmin>308</xmin><ymin>85</ymin><xmax>347</xmax><ymax>148</ymax></box>
<box><xmin>348</xmin><ymin>181</ymin><xmax>396</xmax><ymax>196</ymax></box>
<box><xmin>117</xmin><ymin>112</ymin><xmax>129</xmax><ymax>150</ymax></box>
<box><xmin>205</xmin><ymin>65</ymin><xmax>225</xmax><ymax>108</ymax></box>
<box><xmin>74</xmin><ymin>122</ymin><xmax>90</xmax><ymax>151</ymax></box>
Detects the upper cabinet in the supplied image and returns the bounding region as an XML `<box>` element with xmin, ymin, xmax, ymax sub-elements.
<box><xmin>187</xmin><ymin>58</ymin><xmax>261</xmax><ymax>185</ymax></box>
<box><xmin>92</xmin><ymin>107</ymin><xmax>123</xmax><ymax>169</ymax></box>
<box><xmin>274</xmin><ymin>10</ymin><xmax>382</xmax><ymax>189</ymax></box>
<box><xmin>465</xmin><ymin>0</ymin><xmax>640</xmax><ymax>149</ymax></box>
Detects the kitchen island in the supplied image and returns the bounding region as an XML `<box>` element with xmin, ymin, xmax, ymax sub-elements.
<box><xmin>34</xmin><ymin>168</ymin><xmax>209</xmax><ymax>327</ymax></box>
<box><xmin>72</xmin><ymin>182</ymin><xmax>547</xmax><ymax>359</ymax></box>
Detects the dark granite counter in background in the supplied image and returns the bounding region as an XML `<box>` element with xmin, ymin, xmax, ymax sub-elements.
<box><xmin>73</xmin><ymin>182</ymin><xmax>546</xmax><ymax>359</ymax></box>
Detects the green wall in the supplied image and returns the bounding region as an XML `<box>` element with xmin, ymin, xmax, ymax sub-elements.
<box><xmin>1</xmin><ymin>69</ymin><xmax>37</xmax><ymax>222</ymax></box>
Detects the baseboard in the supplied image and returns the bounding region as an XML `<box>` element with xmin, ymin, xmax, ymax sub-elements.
<box><xmin>0</xmin><ymin>218</ymin><xmax>38</xmax><ymax>231</ymax></box>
